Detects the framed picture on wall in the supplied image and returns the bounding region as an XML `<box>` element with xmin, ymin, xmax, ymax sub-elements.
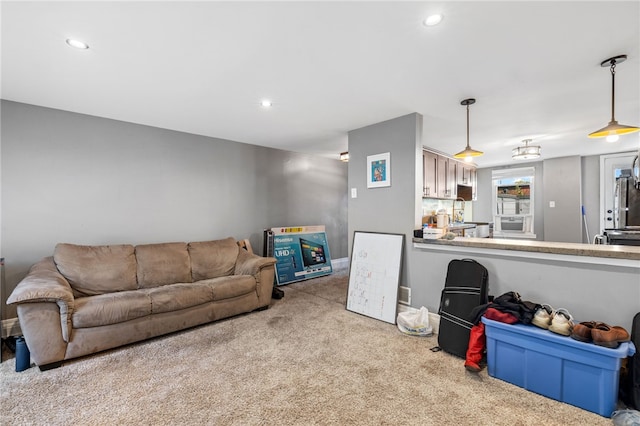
<box><xmin>367</xmin><ymin>152</ymin><xmax>391</xmax><ymax>188</ymax></box>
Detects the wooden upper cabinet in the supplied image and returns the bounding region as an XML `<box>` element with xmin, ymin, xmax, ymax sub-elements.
<box><xmin>436</xmin><ymin>155</ymin><xmax>448</xmax><ymax>198</ymax></box>
<box><xmin>457</xmin><ymin>164</ymin><xmax>473</xmax><ymax>186</ymax></box>
<box><xmin>446</xmin><ymin>158</ymin><xmax>457</xmax><ymax>198</ymax></box>
<box><xmin>423</xmin><ymin>151</ymin><xmax>438</xmax><ymax>197</ymax></box>
<box><xmin>423</xmin><ymin>149</ymin><xmax>476</xmax><ymax>199</ymax></box>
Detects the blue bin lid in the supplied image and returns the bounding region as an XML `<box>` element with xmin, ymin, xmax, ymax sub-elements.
<box><xmin>482</xmin><ymin>316</ymin><xmax>636</xmax><ymax>357</ymax></box>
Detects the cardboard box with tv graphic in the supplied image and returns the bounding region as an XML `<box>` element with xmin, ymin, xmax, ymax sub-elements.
<box><xmin>270</xmin><ymin>226</ymin><xmax>333</xmax><ymax>285</ymax></box>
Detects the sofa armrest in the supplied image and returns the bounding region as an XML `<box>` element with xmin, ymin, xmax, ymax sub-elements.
<box><xmin>234</xmin><ymin>249</ymin><xmax>277</xmax><ymax>306</ymax></box>
<box><xmin>234</xmin><ymin>249</ymin><xmax>277</xmax><ymax>275</ymax></box>
<box><xmin>7</xmin><ymin>257</ymin><xmax>74</xmax><ymax>342</ymax></box>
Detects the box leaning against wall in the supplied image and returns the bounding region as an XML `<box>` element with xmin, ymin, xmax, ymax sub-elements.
<box><xmin>482</xmin><ymin>317</ymin><xmax>635</xmax><ymax>418</ymax></box>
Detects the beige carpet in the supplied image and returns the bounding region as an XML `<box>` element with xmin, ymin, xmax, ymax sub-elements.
<box><xmin>0</xmin><ymin>268</ymin><xmax>613</xmax><ymax>425</ymax></box>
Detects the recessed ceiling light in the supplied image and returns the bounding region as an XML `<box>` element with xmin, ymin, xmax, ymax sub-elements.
<box><xmin>423</xmin><ymin>14</ymin><xmax>443</xmax><ymax>27</ymax></box>
<box><xmin>66</xmin><ymin>38</ymin><xmax>89</xmax><ymax>49</ymax></box>
<box><xmin>260</xmin><ymin>99</ymin><xmax>273</xmax><ymax>108</ymax></box>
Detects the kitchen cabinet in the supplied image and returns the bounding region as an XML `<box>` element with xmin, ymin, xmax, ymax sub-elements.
<box><xmin>457</xmin><ymin>164</ymin><xmax>473</xmax><ymax>186</ymax></box>
<box><xmin>446</xmin><ymin>158</ymin><xmax>457</xmax><ymax>198</ymax></box>
<box><xmin>423</xmin><ymin>149</ymin><xmax>476</xmax><ymax>200</ymax></box>
<box><xmin>436</xmin><ymin>155</ymin><xmax>448</xmax><ymax>198</ymax></box>
<box><xmin>423</xmin><ymin>151</ymin><xmax>438</xmax><ymax>197</ymax></box>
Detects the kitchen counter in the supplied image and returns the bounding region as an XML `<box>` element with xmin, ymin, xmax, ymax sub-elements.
<box><xmin>440</xmin><ymin>222</ymin><xmax>491</xmax><ymax>238</ymax></box>
<box><xmin>413</xmin><ymin>236</ymin><xmax>640</xmax><ymax>264</ymax></box>
<box><xmin>446</xmin><ymin>223</ymin><xmax>477</xmax><ymax>231</ymax></box>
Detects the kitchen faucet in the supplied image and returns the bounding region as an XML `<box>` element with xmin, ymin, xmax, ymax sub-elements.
<box><xmin>453</xmin><ymin>197</ymin><xmax>466</xmax><ymax>223</ymax></box>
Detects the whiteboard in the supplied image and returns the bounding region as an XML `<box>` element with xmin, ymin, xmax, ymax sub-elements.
<box><xmin>346</xmin><ymin>231</ymin><xmax>404</xmax><ymax>324</ymax></box>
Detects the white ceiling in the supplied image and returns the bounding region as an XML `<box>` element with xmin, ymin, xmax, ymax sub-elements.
<box><xmin>2</xmin><ymin>1</ymin><xmax>639</xmax><ymax>167</ymax></box>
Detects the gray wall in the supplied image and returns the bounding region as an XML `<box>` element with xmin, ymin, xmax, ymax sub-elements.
<box><xmin>1</xmin><ymin>100</ymin><xmax>348</xmax><ymax>318</ymax></box>
<box><xmin>347</xmin><ymin>113</ymin><xmax>423</xmax><ymax>286</ymax></box>
<box><xmin>543</xmin><ymin>156</ymin><xmax>583</xmax><ymax>243</ymax></box>
<box><xmin>412</xmin><ymin>246</ymin><xmax>638</xmax><ymax>333</ymax></box>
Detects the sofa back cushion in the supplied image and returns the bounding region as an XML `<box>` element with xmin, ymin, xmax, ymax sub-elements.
<box><xmin>188</xmin><ymin>237</ymin><xmax>239</xmax><ymax>281</ymax></box>
<box><xmin>54</xmin><ymin>243</ymin><xmax>138</xmax><ymax>297</ymax></box>
<box><xmin>135</xmin><ymin>242</ymin><xmax>192</xmax><ymax>288</ymax></box>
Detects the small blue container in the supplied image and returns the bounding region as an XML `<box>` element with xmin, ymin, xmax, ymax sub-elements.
<box><xmin>482</xmin><ymin>317</ymin><xmax>635</xmax><ymax>417</ymax></box>
<box><xmin>15</xmin><ymin>336</ymin><xmax>31</xmax><ymax>372</ymax></box>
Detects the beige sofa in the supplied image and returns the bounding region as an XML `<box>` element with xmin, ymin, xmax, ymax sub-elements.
<box><xmin>7</xmin><ymin>237</ymin><xmax>276</xmax><ymax>370</ymax></box>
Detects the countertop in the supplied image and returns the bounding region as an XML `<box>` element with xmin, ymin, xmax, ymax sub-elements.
<box><xmin>445</xmin><ymin>223</ymin><xmax>477</xmax><ymax>230</ymax></box>
<box><xmin>412</xmin><ymin>236</ymin><xmax>640</xmax><ymax>261</ymax></box>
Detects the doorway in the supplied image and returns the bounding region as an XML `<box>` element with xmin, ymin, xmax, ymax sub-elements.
<box><xmin>600</xmin><ymin>152</ymin><xmax>637</xmax><ymax>233</ymax></box>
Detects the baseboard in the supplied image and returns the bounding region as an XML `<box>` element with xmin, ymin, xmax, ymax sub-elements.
<box><xmin>396</xmin><ymin>305</ymin><xmax>440</xmax><ymax>335</ymax></box>
<box><xmin>332</xmin><ymin>257</ymin><xmax>349</xmax><ymax>270</ymax></box>
<box><xmin>2</xmin><ymin>317</ymin><xmax>21</xmax><ymax>338</ymax></box>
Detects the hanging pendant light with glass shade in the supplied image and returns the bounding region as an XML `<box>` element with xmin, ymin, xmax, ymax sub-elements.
<box><xmin>512</xmin><ymin>139</ymin><xmax>541</xmax><ymax>160</ymax></box>
<box><xmin>588</xmin><ymin>55</ymin><xmax>639</xmax><ymax>142</ymax></box>
<box><xmin>454</xmin><ymin>98</ymin><xmax>483</xmax><ymax>163</ymax></box>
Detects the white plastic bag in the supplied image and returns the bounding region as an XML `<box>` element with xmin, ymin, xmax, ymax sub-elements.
<box><xmin>397</xmin><ymin>306</ymin><xmax>433</xmax><ymax>336</ymax></box>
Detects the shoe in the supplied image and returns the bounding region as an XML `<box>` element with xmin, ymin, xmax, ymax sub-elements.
<box><xmin>464</xmin><ymin>361</ymin><xmax>481</xmax><ymax>373</ymax></box>
<box><xmin>591</xmin><ymin>323</ymin><xmax>630</xmax><ymax>348</ymax></box>
<box><xmin>548</xmin><ymin>308</ymin><xmax>573</xmax><ymax>336</ymax></box>
<box><xmin>570</xmin><ymin>321</ymin><xmax>597</xmax><ymax>342</ymax></box>
<box><xmin>531</xmin><ymin>304</ymin><xmax>554</xmax><ymax>329</ymax></box>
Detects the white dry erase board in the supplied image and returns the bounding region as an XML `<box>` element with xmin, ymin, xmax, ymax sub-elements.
<box><xmin>346</xmin><ymin>231</ymin><xmax>404</xmax><ymax>323</ymax></box>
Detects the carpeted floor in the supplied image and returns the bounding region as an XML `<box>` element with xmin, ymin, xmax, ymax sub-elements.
<box><xmin>0</xmin><ymin>268</ymin><xmax>614</xmax><ymax>425</ymax></box>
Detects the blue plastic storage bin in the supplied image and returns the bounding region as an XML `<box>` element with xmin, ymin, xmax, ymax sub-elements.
<box><xmin>482</xmin><ymin>317</ymin><xmax>636</xmax><ymax>417</ymax></box>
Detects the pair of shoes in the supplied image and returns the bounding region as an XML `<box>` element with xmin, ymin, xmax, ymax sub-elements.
<box><xmin>547</xmin><ymin>308</ymin><xmax>573</xmax><ymax>336</ymax></box>
<box><xmin>591</xmin><ymin>323</ymin><xmax>630</xmax><ymax>348</ymax></box>
<box><xmin>570</xmin><ymin>321</ymin><xmax>597</xmax><ymax>342</ymax></box>
<box><xmin>571</xmin><ymin>321</ymin><xmax>631</xmax><ymax>348</ymax></box>
<box><xmin>531</xmin><ymin>304</ymin><xmax>554</xmax><ymax>329</ymax></box>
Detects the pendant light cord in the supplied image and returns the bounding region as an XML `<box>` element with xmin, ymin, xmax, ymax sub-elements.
<box><xmin>610</xmin><ymin>60</ymin><xmax>616</xmax><ymax>122</ymax></box>
<box><xmin>466</xmin><ymin>103</ymin><xmax>470</xmax><ymax>149</ymax></box>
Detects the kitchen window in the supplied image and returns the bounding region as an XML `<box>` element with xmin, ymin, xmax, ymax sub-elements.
<box><xmin>492</xmin><ymin>167</ymin><xmax>536</xmax><ymax>238</ymax></box>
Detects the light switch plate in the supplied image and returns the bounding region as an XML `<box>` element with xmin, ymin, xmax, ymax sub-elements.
<box><xmin>351</xmin><ymin>188</ymin><xmax>357</xmax><ymax>198</ymax></box>
<box><xmin>549</xmin><ymin>201</ymin><xmax>555</xmax><ymax>208</ymax></box>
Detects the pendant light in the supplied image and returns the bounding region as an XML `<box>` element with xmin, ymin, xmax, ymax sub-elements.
<box><xmin>454</xmin><ymin>98</ymin><xmax>483</xmax><ymax>162</ymax></box>
<box><xmin>588</xmin><ymin>55</ymin><xmax>639</xmax><ymax>142</ymax></box>
<box><xmin>512</xmin><ymin>139</ymin><xmax>541</xmax><ymax>160</ymax></box>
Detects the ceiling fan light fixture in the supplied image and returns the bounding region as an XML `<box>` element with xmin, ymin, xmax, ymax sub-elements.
<box><xmin>589</xmin><ymin>55</ymin><xmax>640</xmax><ymax>140</ymax></box>
<box><xmin>453</xmin><ymin>98</ymin><xmax>483</xmax><ymax>162</ymax></box>
<box><xmin>512</xmin><ymin>139</ymin><xmax>541</xmax><ymax>160</ymax></box>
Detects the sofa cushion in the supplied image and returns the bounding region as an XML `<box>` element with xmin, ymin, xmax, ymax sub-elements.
<box><xmin>144</xmin><ymin>282</ymin><xmax>214</xmax><ymax>314</ymax></box>
<box><xmin>204</xmin><ymin>275</ymin><xmax>256</xmax><ymax>300</ymax></box>
<box><xmin>54</xmin><ymin>244</ymin><xmax>138</xmax><ymax>297</ymax></box>
<box><xmin>135</xmin><ymin>242</ymin><xmax>192</xmax><ymax>288</ymax></box>
<box><xmin>188</xmin><ymin>237</ymin><xmax>239</xmax><ymax>281</ymax></box>
<box><xmin>72</xmin><ymin>290</ymin><xmax>151</xmax><ymax>328</ymax></box>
